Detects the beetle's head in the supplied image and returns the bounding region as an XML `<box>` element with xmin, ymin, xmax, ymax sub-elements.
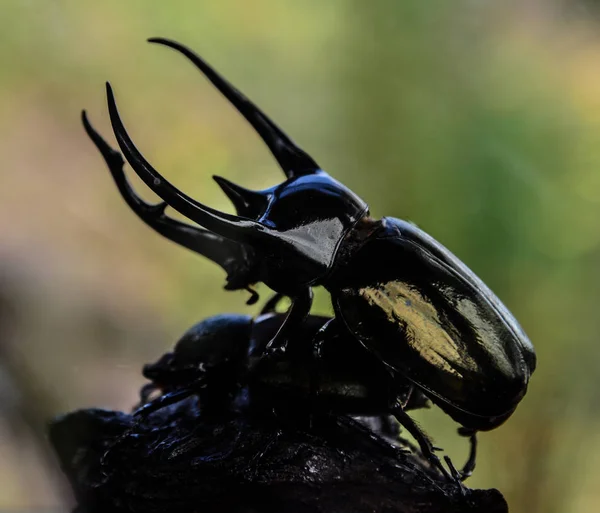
<box><xmin>142</xmin><ymin>352</ymin><xmax>176</xmax><ymax>382</ymax></box>
<box><xmin>334</xmin><ymin>217</ymin><xmax>536</xmax><ymax>429</ymax></box>
<box><xmin>172</xmin><ymin>313</ymin><xmax>252</xmax><ymax>370</ymax></box>
<box><xmin>84</xmin><ymin>38</ymin><xmax>369</xmax><ymax>299</ymax></box>
<box><xmin>142</xmin><ymin>313</ymin><xmax>252</xmax><ymax>393</ymax></box>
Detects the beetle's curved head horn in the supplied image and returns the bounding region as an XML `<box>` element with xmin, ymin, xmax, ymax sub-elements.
<box><xmin>147</xmin><ymin>37</ymin><xmax>320</xmax><ymax>180</ymax></box>
<box><xmin>212</xmin><ymin>175</ymin><xmax>269</xmax><ymax>219</ymax></box>
<box><xmin>82</xmin><ymin>109</ymin><xmax>256</xmax><ymax>291</ymax></box>
<box><xmin>106</xmin><ymin>82</ymin><xmax>274</xmax><ymax>246</ymax></box>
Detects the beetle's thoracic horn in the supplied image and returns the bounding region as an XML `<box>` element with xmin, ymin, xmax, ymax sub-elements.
<box><xmin>106</xmin><ymin>83</ymin><xmax>271</xmax><ymax>244</ymax></box>
<box><xmin>82</xmin><ymin>110</ymin><xmax>253</xmax><ymax>283</ymax></box>
<box><xmin>212</xmin><ymin>175</ymin><xmax>269</xmax><ymax>218</ymax></box>
<box><xmin>147</xmin><ymin>37</ymin><xmax>320</xmax><ymax>180</ymax></box>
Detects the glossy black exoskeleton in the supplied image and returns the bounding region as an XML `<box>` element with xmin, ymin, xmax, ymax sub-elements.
<box><xmin>82</xmin><ymin>38</ymin><xmax>535</xmax><ymax>445</ymax></box>
<box><xmin>136</xmin><ymin>311</ymin><xmax>476</xmax><ymax>481</ymax></box>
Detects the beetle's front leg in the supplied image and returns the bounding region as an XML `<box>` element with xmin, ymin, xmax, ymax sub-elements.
<box><xmin>102</xmin><ymin>384</ymin><xmax>202</xmax><ymax>468</ymax></box>
<box><xmin>133</xmin><ymin>387</ymin><xmax>198</xmax><ymax>418</ymax></box>
<box><xmin>263</xmin><ymin>287</ymin><xmax>313</xmax><ymax>357</ymax></box>
<box><xmin>134</xmin><ymin>383</ymin><xmax>159</xmax><ymax>410</ymax></box>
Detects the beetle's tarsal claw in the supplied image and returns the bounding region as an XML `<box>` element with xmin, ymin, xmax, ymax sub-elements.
<box><xmin>444</xmin><ymin>456</ymin><xmax>467</xmax><ymax>492</ymax></box>
<box><xmin>444</xmin><ymin>456</ymin><xmax>459</xmax><ymax>480</ymax></box>
<box><xmin>245</xmin><ymin>286</ymin><xmax>260</xmax><ymax>306</ymax></box>
<box><xmin>148</xmin><ymin>37</ymin><xmax>321</xmax><ymax>179</ymax></box>
<box><xmin>213</xmin><ymin>175</ymin><xmax>268</xmax><ymax>218</ymax></box>
<box><xmin>390</xmin><ymin>406</ymin><xmax>451</xmax><ymax>480</ymax></box>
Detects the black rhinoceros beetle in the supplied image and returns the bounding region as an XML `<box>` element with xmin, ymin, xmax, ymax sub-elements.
<box><xmin>82</xmin><ymin>37</ymin><xmax>535</xmax><ymax>452</ymax></box>
<box><xmin>135</xmin><ymin>311</ymin><xmax>476</xmax><ymax>481</ymax></box>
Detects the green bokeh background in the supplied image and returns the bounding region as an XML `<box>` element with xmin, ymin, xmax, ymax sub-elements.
<box><xmin>1</xmin><ymin>1</ymin><xmax>599</xmax><ymax>511</ymax></box>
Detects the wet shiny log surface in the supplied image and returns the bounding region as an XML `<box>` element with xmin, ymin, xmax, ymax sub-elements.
<box><xmin>49</xmin><ymin>401</ymin><xmax>507</xmax><ymax>513</ymax></box>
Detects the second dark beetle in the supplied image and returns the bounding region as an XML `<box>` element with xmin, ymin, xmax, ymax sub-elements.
<box><xmin>83</xmin><ymin>38</ymin><xmax>536</xmax><ymax>446</ymax></box>
<box><xmin>136</xmin><ymin>311</ymin><xmax>475</xmax><ymax>481</ymax></box>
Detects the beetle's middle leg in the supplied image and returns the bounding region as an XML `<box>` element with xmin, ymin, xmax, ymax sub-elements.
<box><xmin>263</xmin><ymin>287</ymin><xmax>313</xmax><ymax>356</ymax></box>
<box><xmin>308</xmin><ymin>318</ymin><xmax>337</xmax><ymax>406</ymax></box>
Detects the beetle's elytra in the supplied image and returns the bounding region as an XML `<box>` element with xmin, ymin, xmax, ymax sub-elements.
<box><xmin>82</xmin><ymin>37</ymin><xmax>536</xmax><ymax>479</ymax></box>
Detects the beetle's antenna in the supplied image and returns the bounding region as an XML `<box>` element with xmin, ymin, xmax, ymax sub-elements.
<box><xmin>82</xmin><ymin>110</ymin><xmax>254</xmax><ymax>288</ymax></box>
<box><xmin>147</xmin><ymin>37</ymin><xmax>321</xmax><ymax>180</ymax></box>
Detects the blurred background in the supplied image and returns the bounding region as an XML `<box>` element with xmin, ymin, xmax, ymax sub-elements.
<box><xmin>1</xmin><ymin>0</ymin><xmax>599</xmax><ymax>511</ymax></box>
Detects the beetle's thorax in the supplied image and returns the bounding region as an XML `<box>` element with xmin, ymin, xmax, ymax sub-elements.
<box><xmin>247</xmin><ymin>171</ymin><xmax>370</xmax><ymax>292</ymax></box>
<box><xmin>324</xmin><ymin>216</ymin><xmax>386</xmax><ymax>290</ymax></box>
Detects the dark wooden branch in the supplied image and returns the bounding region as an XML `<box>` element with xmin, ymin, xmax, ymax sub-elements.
<box><xmin>49</xmin><ymin>400</ymin><xmax>508</xmax><ymax>513</ymax></box>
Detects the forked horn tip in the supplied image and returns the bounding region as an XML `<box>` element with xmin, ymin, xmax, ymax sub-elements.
<box><xmin>81</xmin><ymin>109</ymin><xmax>94</xmax><ymax>134</ymax></box>
<box><xmin>81</xmin><ymin>108</ymin><xmax>98</xmax><ymax>135</ymax></box>
<box><xmin>81</xmin><ymin>110</ymin><xmax>91</xmax><ymax>128</ymax></box>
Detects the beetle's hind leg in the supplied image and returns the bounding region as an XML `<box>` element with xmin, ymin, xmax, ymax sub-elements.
<box><xmin>442</xmin><ymin>431</ymin><xmax>477</xmax><ymax>491</ymax></box>
<box><xmin>457</xmin><ymin>428</ymin><xmax>477</xmax><ymax>481</ymax></box>
<box><xmin>390</xmin><ymin>405</ymin><xmax>451</xmax><ymax>480</ymax></box>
